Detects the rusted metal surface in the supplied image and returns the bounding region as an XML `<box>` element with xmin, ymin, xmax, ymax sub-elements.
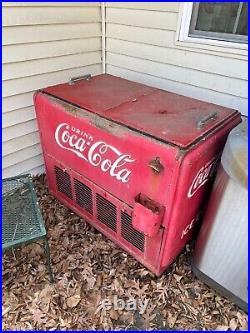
<box><xmin>43</xmin><ymin>75</ymin><xmax>239</xmax><ymax>149</ymax></box>
<box><xmin>34</xmin><ymin>74</ymin><xmax>241</xmax><ymax>275</ymax></box>
<box><xmin>43</xmin><ymin>74</ymin><xmax>157</xmax><ymax>113</ymax></box>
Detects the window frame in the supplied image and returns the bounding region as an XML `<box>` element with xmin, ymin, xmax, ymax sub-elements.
<box><xmin>178</xmin><ymin>2</ymin><xmax>248</xmax><ymax>51</ymax></box>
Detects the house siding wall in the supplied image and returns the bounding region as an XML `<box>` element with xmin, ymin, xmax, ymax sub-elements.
<box><xmin>105</xmin><ymin>2</ymin><xmax>248</xmax><ymax>115</ymax></box>
<box><xmin>2</xmin><ymin>2</ymin><xmax>102</xmax><ymax>177</ymax></box>
<box><xmin>2</xmin><ymin>2</ymin><xmax>248</xmax><ymax>177</ymax></box>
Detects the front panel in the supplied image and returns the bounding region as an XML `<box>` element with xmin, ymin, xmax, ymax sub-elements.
<box><xmin>44</xmin><ymin>155</ymin><xmax>164</xmax><ymax>274</ymax></box>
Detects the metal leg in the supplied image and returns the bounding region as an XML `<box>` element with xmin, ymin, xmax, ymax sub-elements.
<box><xmin>43</xmin><ymin>237</ymin><xmax>55</xmax><ymax>283</ymax></box>
<box><xmin>11</xmin><ymin>248</ymin><xmax>16</xmax><ymax>260</ymax></box>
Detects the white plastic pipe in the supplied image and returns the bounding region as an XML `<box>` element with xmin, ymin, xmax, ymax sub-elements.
<box><xmin>101</xmin><ymin>2</ymin><xmax>106</xmax><ymax>74</ymax></box>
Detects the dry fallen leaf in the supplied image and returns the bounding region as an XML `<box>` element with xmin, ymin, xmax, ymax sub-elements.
<box><xmin>2</xmin><ymin>306</ymin><xmax>10</xmax><ymax>316</ymax></box>
<box><xmin>237</xmin><ymin>311</ymin><xmax>248</xmax><ymax>330</ymax></box>
<box><xmin>2</xmin><ymin>174</ymin><xmax>248</xmax><ymax>331</ymax></box>
<box><xmin>229</xmin><ymin>318</ymin><xmax>238</xmax><ymax>331</ymax></box>
<box><xmin>173</xmin><ymin>274</ymin><xmax>183</xmax><ymax>282</ymax></box>
<box><xmin>31</xmin><ymin>308</ymin><xmax>47</xmax><ymax>325</ymax></box>
<box><xmin>66</xmin><ymin>295</ymin><xmax>81</xmax><ymax>308</ymax></box>
<box><xmin>216</xmin><ymin>325</ymin><xmax>230</xmax><ymax>331</ymax></box>
<box><xmin>167</xmin><ymin>312</ymin><xmax>178</xmax><ymax>328</ymax></box>
<box><xmin>109</xmin><ymin>309</ymin><xmax>119</xmax><ymax>321</ymax></box>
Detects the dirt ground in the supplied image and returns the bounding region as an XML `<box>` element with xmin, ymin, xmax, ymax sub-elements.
<box><xmin>2</xmin><ymin>175</ymin><xmax>248</xmax><ymax>330</ymax></box>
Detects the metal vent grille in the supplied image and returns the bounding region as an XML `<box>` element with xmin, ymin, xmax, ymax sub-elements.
<box><xmin>54</xmin><ymin>166</ymin><xmax>73</xmax><ymax>199</ymax></box>
<box><xmin>96</xmin><ymin>194</ymin><xmax>117</xmax><ymax>232</ymax></box>
<box><xmin>74</xmin><ymin>179</ymin><xmax>93</xmax><ymax>215</ymax></box>
<box><xmin>121</xmin><ymin>211</ymin><xmax>145</xmax><ymax>252</ymax></box>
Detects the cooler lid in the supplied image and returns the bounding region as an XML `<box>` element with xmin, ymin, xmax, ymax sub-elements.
<box><xmin>43</xmin><ymin>74</ymin><xmax>157</xmax><ymax>112</ymax></box>
<box><xmin>43</xmin><ymin>74</ymin><xmax>239</xmax><ymax>148</ymax></box>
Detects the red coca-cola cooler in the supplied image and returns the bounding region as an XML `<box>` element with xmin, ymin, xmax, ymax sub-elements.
<box><xmin>34</xmin><ymin>74</ymin><xmax>241</xmax><ymax>276</ymax></box>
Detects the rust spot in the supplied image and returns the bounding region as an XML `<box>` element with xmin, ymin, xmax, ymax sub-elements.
<box><xmin>47</xmin><ymin>94</ymin><xmax>122</xmax><ymax>136</ymax></box>
<box><xmin>158</xmin><ymin>109</ymin><xmax>168</xmax><ymax>114</ymax></box>
<box><xmin>175</xmin><ymin>149</ymin><xmax>186</xmax><ymax>161</ymax></box>
<box><xmin>91</xmin><ymin>117</ymin><xmax>121</xmax><ymax>136</ymax></box>
<box><xmin>135</xmin><ymin>193</ymin><xmax>161</xmax><ymax>214</ymax></box>
<box><xmin>147</xmin><ymin>158</ymin><xmax>164</xmax><ymax>198</ymax></box>
<box><xmin>47</xmin><ymin>95</ymin><xmax>80</xmax><ymax>115</ymax></box>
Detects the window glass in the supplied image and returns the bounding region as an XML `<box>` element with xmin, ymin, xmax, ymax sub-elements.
<box><xmin>189</xmin><ymin>2</ymin><xmax>248</xmax><ymax>43</ymax></box>
<box><xmin>195</xmin><ymin>3</ymin><xmax>239</xmax><ymax>33</ymax></box>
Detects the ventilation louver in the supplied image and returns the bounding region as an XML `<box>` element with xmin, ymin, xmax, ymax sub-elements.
<box><xmin>74</xmin><ymin>179</ymin><xmax>93</xmax><ymax>215</ymax></box>
<box><xmin>96</xmin><ymin>194</ymin><xmax>117</xmax><ymax>232</ymax></box>
<box><xmin>121</xmin><ymin>211</ymin><xmax>145</xmax><ymax>252</ymax></box>
<box><xmin>55</xmin><ymin>166</ymin><xmax>73</xmax><ymax>199</ymax></box>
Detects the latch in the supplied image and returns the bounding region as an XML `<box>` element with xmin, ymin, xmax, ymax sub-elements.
<box><xmin>132</xmin><ymin>193</ymin><xmax>165</xmax><ymax>237</ymax></box>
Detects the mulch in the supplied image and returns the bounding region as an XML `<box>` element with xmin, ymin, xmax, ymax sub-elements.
<box><xmin>2</xmin><ymin>174</ymin><xmax>248</xmax><ymax>330</ymax></box>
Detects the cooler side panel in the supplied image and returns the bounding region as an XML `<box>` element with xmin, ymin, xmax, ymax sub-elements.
<box><xmin>159</xmin><ymin>114</ymin><xmax>241</xmax><ymax>271</ymax></box>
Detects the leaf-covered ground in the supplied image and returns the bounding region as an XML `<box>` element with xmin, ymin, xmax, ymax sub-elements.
<box><xmin>2</xmin><ymin>175</ymin><xmax>248</xmax><ymax>330</ymax></box>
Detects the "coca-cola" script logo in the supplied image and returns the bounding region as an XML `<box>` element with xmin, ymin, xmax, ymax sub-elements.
<box><xmin>55</xmin><ymin>123</ymin><xmax>135</xmax><ymax>183</ymax></box>
<box><xmin>188</xmin><ymin>157</ymin><xmax>219</xmax><ymax>198</ymax></box>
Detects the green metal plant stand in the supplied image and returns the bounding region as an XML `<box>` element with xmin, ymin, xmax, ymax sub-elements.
<box><xmin>2</xmin><ymin>174</ymin><xmax>54</xmax><ymax>283</ymax></box>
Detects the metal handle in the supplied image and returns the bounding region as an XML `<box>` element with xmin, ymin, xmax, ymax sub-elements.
<box><xmin>197</xmin><ymin>112</ymin><xmax>218</xmax><ymax>129</ymax></box>
<box><xmin>68</xmin><ymin>74</ymin><xmax>91</xmax><ymax>85</ymax></box>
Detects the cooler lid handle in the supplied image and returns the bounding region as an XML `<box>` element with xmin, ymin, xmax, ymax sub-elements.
<box><xmin>197</xmin><ymin>112</ymin><xmax>218</xmax><ymax>129</ymax></box>
<box><xmin>68</xmin><ymin>74</ymin><xmax>91</xmax><ymax>85</ymax></box>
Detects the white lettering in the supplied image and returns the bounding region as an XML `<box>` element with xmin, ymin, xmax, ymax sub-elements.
<box><xmin>96</xmin><ymin>296</ymin><xmax>149</xmax><ymax>314</ymax></box>
<box><xmin>113</xmin><ymin>295</ymin><xmax>125</xmax><ymax>311</ymax></box>
<box><xmin>181</xmin><ymin>213</ymin><xmax>201</xmax><ymax>239</ymax></box>
<box><xmin>188</xmin><ymin>158</ymin><xmax>219</xmax><ymax>198</ymax></box>
<box><xmin>138</xmin><ymin>298</ymin><xmax>150</xmax><ymax>314</ymax></box>
<box><xmin>55</xmin><ymin>123</ymin><xmax>135</xmax><ymax>183</ymax></box>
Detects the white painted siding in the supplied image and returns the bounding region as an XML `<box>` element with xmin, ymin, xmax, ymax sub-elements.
<box><xmin>2</xmin><ymin>2</ymin><xmax>102</xmax><ymax>178</ymax></box>
<box><xmin>105</xmin><ymin>2</ymin><xmax>248</xmax><ymax>116</ymax></box>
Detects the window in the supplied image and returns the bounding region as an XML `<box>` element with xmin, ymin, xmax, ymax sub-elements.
<box><xmin>189</xmin><ymin>2</ymin><xmax>248</xmax><ymax>43</ymax></box>
<box><xmin>178</xmin><ymin>2</ymin><xmax>248</xmax><ymax>50</ymax></box>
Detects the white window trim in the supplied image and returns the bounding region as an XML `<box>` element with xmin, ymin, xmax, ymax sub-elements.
<box><xmin>176</xmin><ymin>2</ymin><xmax>248</xmax><ymax>56</ymax></box>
